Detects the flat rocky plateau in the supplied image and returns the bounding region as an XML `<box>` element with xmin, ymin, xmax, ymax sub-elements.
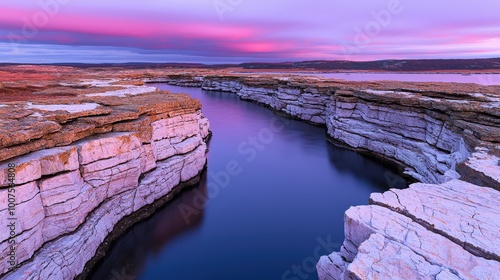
<box><xmin>0</xmin><ymin>68</ymin><xmax>210</xmax><ymax>279</ymax></box>
<box><xmin>0</xmin><ymin>65</ymin><xmax>499</xmax><ymax>279</ymax></box>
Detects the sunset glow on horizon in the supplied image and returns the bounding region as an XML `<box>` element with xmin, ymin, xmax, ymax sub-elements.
<box><xmin>1</xmin><ymin>0</ymin><xmax>499</xmax><ymax>63</ymax></box>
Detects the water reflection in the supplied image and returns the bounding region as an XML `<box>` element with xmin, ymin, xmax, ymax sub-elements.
<box><xmin>326</xmin><ymin>144</ymin><xmax>408</xmax><ymax>191</ymax></box>
<box><xmin>90</xmin><ymin>175</ymin><xmax>209</xmax><ymax>280</ymax></box>
<box><xmin>89</xmin><ymin>85</ymin><xmax>409</xmax><ymax>280</ymax></box>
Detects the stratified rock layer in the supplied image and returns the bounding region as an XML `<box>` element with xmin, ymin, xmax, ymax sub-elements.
<box><xmin>1</xmin><ymin>68</ymin><xmax>499</xmax><ymax>279</ymax></box>
<box><xmin>0</xmin><ymin>81</ymin><xmax>210</xmax><ymax>279</ymax></box>
<box><xmin>155</xmin><ymin>73</ymin><xmax>499</xmax><ymax>280</ymax></box>
<box><xmin>158</xmin><ymin>74</ymin><xmax>499</xmax><ymax>184</ymax></box>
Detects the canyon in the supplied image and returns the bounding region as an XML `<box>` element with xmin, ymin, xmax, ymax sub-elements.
<box><xmin>151</xmin><ymin>72</ymin><xmax>500</xmax><ymax>279</ymax></box>
<box><xmin>0</xmin><ymin>65</ymin><xmax>499</xmax><ymax>279</ymax></box>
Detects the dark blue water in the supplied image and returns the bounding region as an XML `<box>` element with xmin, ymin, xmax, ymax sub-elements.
<box><xmin>89</xmin><ymin>85</ymin><xmax>407</xmax><ymax>280</ymax></box>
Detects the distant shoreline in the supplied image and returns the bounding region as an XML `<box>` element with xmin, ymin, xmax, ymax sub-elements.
<box><xmin>1</xmin><ymin>57</ymin><xmax>500</xmax><ymax>73</ymax></box>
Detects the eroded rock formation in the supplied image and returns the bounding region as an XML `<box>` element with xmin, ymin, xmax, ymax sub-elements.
<box><xmin>0</xmin><ymin>81</ymin><xmax>210</xmax><ymax>279</ymax></box>
<box><xmin>155</xmin><ymin>73</ymin><xmax>500</xmax><ymax>280</ymax></box>
<box><xmin>1</xmin><ymin>66</ymin><xmax>498</xmax><ymax>279</ymax></box>
<box><xmin>154</xmin><ymin>74</ymin><xmax>497</xmax><ymax>182</ymax></box>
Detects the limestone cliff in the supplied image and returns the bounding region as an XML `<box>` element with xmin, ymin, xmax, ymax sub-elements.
<box><xmin>0</xmin><ymin>81</ymin><xmax>210</xmax><ymax>279</ymax></box>
<box><xmin>155</xmin><ymin>73</ymin><xmax>500</xmax><ymax>280</ymax></box>
<box><xmin>194</xmin><ymin>75</ymin><xmax>499</xmax><ymax>184</ymax></box>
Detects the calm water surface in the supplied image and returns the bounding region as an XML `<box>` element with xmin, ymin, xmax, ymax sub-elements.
<box><xmin>89</xmin><ymin>85</ymin><xmax>408</xmax><ymax>280</ymax></box>
<box><xmin>236</xmin><ymin>72</ymin><xmax>500</xmax><ymax>85</ymax></box>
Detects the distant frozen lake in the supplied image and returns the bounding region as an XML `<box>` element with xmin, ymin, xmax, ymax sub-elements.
<box><xmin>235</xmin><ymin>72</ymin><xmax>500</xmax><ymax>85</ymax></box>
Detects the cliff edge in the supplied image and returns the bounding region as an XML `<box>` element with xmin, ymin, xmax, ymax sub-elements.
<box><xmin>153</xmin><ymin>72</ymin><xmax>500</xmax><ymax>280</ymax></box>
<box><xmin>0</xmin><ymin>79</ymin><xmax>210</xmax><ymax>279</ymax></box>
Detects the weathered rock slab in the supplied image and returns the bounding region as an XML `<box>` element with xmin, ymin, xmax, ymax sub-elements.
<box><xmin>339</xmin><ymin>205</ymin><xmax>500</xmax><ymax>280</ymax></box>
<box><xmin>370</xmin><ymin>179</ymin><xmax>500</xmax><ymax>262</ymax></box>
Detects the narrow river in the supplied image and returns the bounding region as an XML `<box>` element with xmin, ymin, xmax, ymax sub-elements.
<box><xmin>89</xmin><ymin>85</ymin><xmax>408</xmax><ymax>280</ymax></box>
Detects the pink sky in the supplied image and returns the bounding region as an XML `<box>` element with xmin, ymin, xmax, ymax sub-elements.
<box><xmin>0</xmin><ymin>0</ymin><xmax>499</xmax><ymax>63</ymax></box>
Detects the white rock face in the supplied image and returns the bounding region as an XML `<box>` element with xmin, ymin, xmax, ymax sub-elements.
<box><xmin>370</xmin><ymin>179</ymin><xmax>500</xmax><ymax>262</ymax></box>
<box><xmin>345</xmin><ymin>233</ymin><xmax>462</xmax><ymax>280</ymax></box>
<box><xmin>317</xmin><ymin>176</ymin><xmax>500</xmax><ymax>280</ymax></box>
<box><xmin>236</xmin><ymin>85</ymin><xmax>328</xmax><ymax>125</ymax></box>
<box><xmin>460</xmin><ymin>147</ymin><xmax>500</xmax><ymax>190</ymax></box>
<box><xmin>466</xmin><ymin>148</ymin><xmax>500</xmax><ymax>181</ymax></box>
<box><xmin>200</xmin><ymin>79</ymin><xmax>471</xmax><ymax>184</ymax></box>
<box><xmin>202</xmin><ymin>79</ymin><xmax>242</xmax><ymax>93</ymax></box>
<box><xmin>151</xmin><ymin>75</ymin><xmax>204</xmax><ymax>87</ymax></box>
<box><xmin>319</xmin><ymin>205</ymin><xmax>500</xmax><ymax>280</ymax></box>
<box><xmin>0</xmin><ymin>110</ymin><xmax>209</xmax><ymax>279</ymax></box>
<box><xmin>327</xmin><ymin>100</ymin><xmax>469</xmax><ymax>184</ymax></box>
<box><xmin>317</xmin><ymin>252</ymin><xmax>344</xmax><ymax>280</ymax></box>
<box><xmin>185</xmin><ymin>76</ymin><xmax>500</xmax><ymax>279</ymax></box>
<box><xmin>3</xmin><ymin>145</ymin><xmax>207</xmax><ymax>280</ymax></box>
<box><xmin>0</xmin><ymin>147</ymin><xmax>79</xmax><ymax>187</ymax></box>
